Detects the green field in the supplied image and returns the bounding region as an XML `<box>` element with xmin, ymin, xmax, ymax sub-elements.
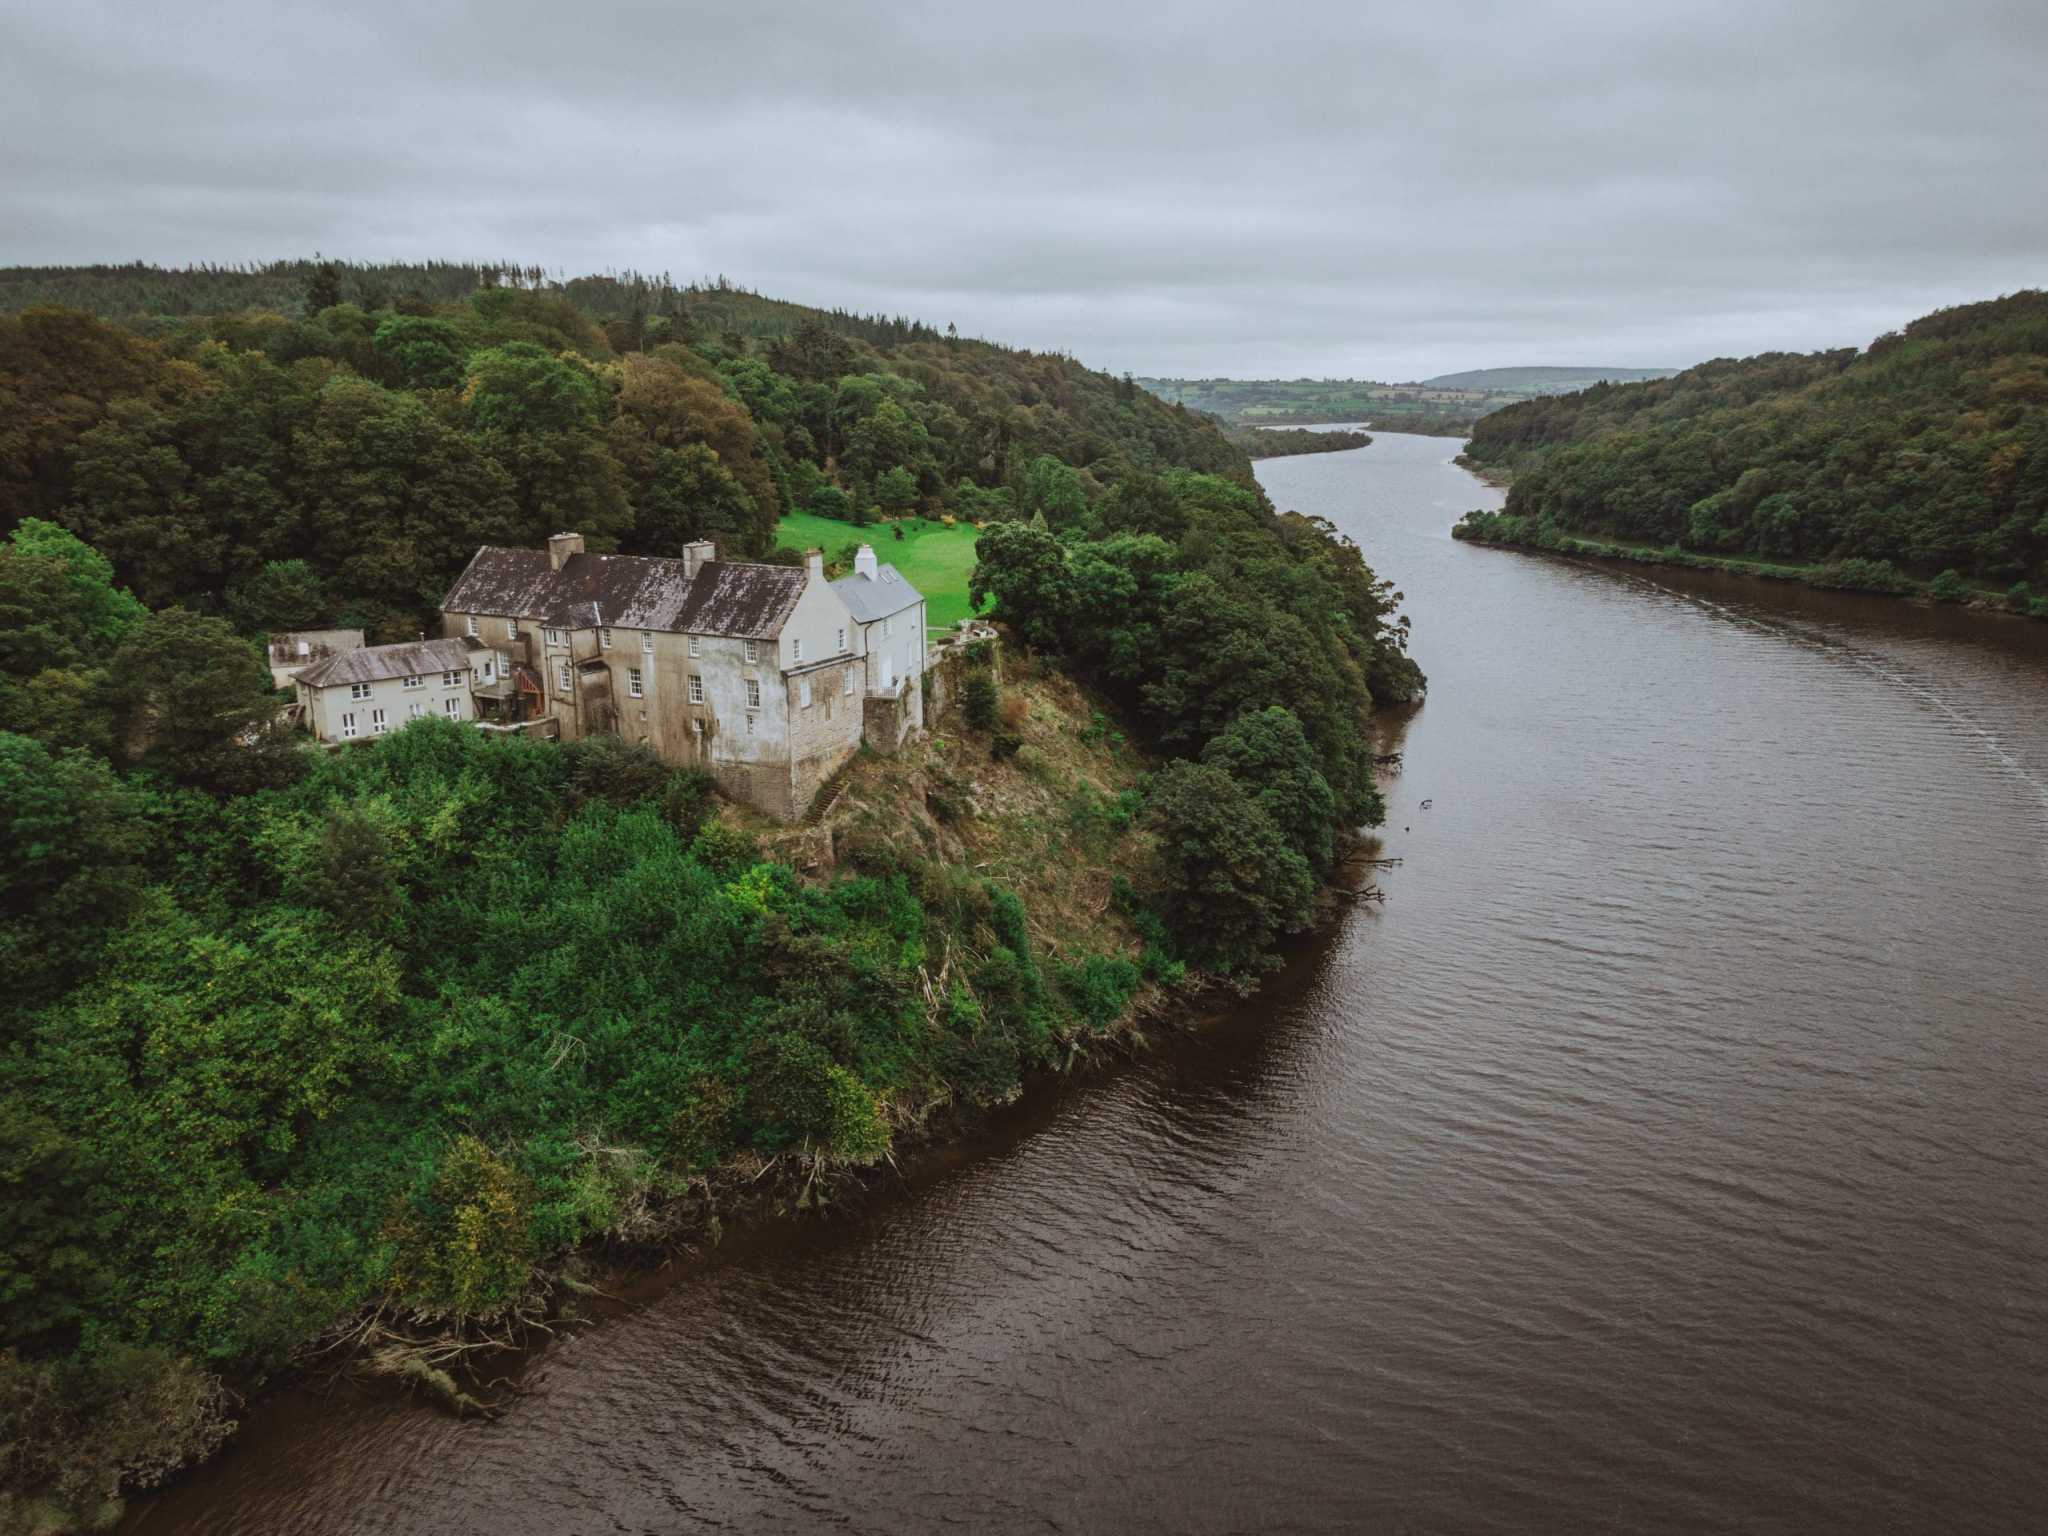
<box><xmin>773</xmin><ymin>511</ymin><xmax>988</xmax><ymax>631</ymax></box>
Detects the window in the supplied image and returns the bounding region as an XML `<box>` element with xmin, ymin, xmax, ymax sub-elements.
<box><xmin>479</xmin><ymin>660</ymin><xmax>495</xmax><ymax>683</ymax></box>
<box><xmin>745</xmin><ymin>678</ymin><xmax>761</xmax><ymax>709</ymax></box>
<box><xmin>601</xmin><ymin>627</ymin><xmax>612</xmax><ymax>649</ymax></box>
<box><xmin>350</xmin><ymin>681</ymin><xmax>372</xmax><ymax>701</ymax></box>
<box><xmin>371</xmin><ymin>707</ymin><xmax>388</xmax><ymax>734</ymax></box>
<box><xmin>442</xmin><ymin>670</ymin><xmax>462</xmax><ymax>687</ymax></box>
<box><xmin>443</xmin><ymin>696</ymin><xmax>463</xmax><ymax>719</ymax></box>
<box><xmin>745</xmin><ymin>714</ymin><xmax>755</xmax><ymax>735</ymax></box>
<box><xmin>558</xmin><ymin>660</ymin><xmax>573</xmax><ymax>693</ymax></box>
<box><xmin>688</xmin><ymin>674</ymin><xmax>704</xmax><ymax>704</ymax></box>
<box><xmin>340</xmin><ymin>711</ymin><xmax>357</xmax><ymax>739</ymax></box>
<box><xmin>799</xmin><ymin>677</ymin><xmax>812</xmax><ymax>708</ymax></box>
<box><xmin>408</xmin><ymin>702</ymin><xmax>425</xmax><ymax>719</ymax></box>
<box><xmin>642</xmin><ymin>630</ymin><xmax>654</xmax><ymax>655</ymax></box>
<box><xmin>688</xmin><ymin>634</ymin><xmax>701</xmax><ymax>658</ymax></box>
<box><xmin>743</xmin><ymin>639</ymin><xmax>758</xmax><ymax>664</ymax></box>
<box><xmin>843</xmin><ymin>668</ymin><xmax>854</xmax><ymax>697</ymax></box>
<box><xmin>545</xmin><ymin>627</ymin><xmax>563</xmax><ymax>646</ymax></box>
<box><xmin>628</xmin><ymin>668</ymin><xmax>643</xmax><ymax>699</ymax></box>
<box><xmin>466</xmin><ymin>614</ymin><xmax>478</xmax><ymax>637</ymax></box>
<box><xmin>793</xmin><ymin>636</ymin><xmax>804</xmax><ymax>662</ymax></box>
<box><xmin>837</xmin><ymin>626</ymin><xmax>847</xmax><ymax>653</ymax></box>
<box><xmin>403</xmin><ymin>674</ymin><xmax>423</xmax><ymax>690</ymax></box>
<box><xmin>507</xmin><ymin>618</ymin><xmax>519</xmax><ymax>640</ymax></box>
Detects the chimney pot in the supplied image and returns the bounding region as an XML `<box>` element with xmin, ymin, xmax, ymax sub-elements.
<box><xmin>854</xmin><ymin>544</ymin><xmax>879</xmax><ymax>580</ymax></box>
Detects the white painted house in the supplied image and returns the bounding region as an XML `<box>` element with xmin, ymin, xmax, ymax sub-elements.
<box><xmin>831</xmin><ymin>544</ymin><xmax>928</xmax><ymax>745</ymax></box>
<box><xmin>293</xmin><ymin>636</ymin><xmax>483</xmax><ymax>745</ymax></box>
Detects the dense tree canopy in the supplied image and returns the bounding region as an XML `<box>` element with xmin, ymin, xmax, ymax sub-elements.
<box><xmin>1462</xmin><ymin>292</ymin><xmax>2048</xmax><ymax>584</ymax></box>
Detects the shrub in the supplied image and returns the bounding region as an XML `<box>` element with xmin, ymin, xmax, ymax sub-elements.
<box><xmin>2007</xmin><ymin>581</ymin><xmax>2035</xmax><ymax>613</ymax></box>
<box><xmin>998</xmin><ymin>692</ymin><xmax>1029</xmax><ymax>730</ymax></box>
<box><xmin>990</xmin><ymin>731</ymin><xmax>1023</xmax><ymax>761</ymax></box>
<box><xmin>962</xmin><ymin>672</ymin><xmax>999</xmax><ymax>731</ymax></box>
<box><xmin>1929</xmin><ymin>568</ymin><xmax>1968</xmax><ymax>603</ymax></box>
<box><xmin>688</xmin><ymin>816</ymin><xmax>758</xmax><ymax>878</ymax></box>
<box><xmin>385</xmin><ymin>1136</ymin><xmax>536</xmax><ymax>1319</ymax></box>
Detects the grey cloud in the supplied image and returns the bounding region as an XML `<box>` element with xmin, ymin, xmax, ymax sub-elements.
<box><xmin>2</xmin><ymin>0</ymin><xmax>2042</xmax><ymax>377</ymax></box>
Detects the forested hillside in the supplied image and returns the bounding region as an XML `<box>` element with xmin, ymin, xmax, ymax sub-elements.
<box><xmin>0</xmin><ymin>264</ymin><xmax>1419</xmax><ymax>1522</ymax></box>
<box><xmin>1459</xmin><ymin>293</ymin><xmax>2048</xmax><ymax>595</ymax></box>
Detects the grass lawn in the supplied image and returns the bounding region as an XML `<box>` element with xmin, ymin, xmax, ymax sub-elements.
<box><xmin>773</xmin><ymin>511</ymin><xmax>989</xmax><ymax>631</ymax></box>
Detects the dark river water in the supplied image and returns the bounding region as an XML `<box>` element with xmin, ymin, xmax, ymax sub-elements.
<box><xmin>127</xmin><ymin>433</ymin><xmax>2048</xmax><ymax>1534</ymax></box>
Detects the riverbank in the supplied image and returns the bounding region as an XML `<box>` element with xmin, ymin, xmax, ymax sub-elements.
<box><xmin>1229</xmin><ymin>426</ymin><xmax>1372</xmax><ymax>459</ymax></box>
<box><xmin>91</xmin><ymin>654</ymin><xmax>1390</xmax><ymax>1532</ymax></box>
<box><xmin>1451</xmin><ymin>510</ymin><xmax>2048</xmax><ymax>619</ymax></box>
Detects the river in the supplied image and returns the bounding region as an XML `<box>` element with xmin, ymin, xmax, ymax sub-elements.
<box><xmin>125</xmin><ymin>432</ymin><xmax>2048</xmax><ymax>1534</ymax></box>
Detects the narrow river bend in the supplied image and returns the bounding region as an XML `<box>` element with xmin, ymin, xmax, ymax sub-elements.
<box><xmin>128</xmin><ymin>432</ymin><xmax>2048</xmax><ymax>1534</ymax></box>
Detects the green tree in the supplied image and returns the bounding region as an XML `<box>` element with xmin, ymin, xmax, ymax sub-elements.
<box><xmin>371</xmin><ymin>315</ymin><xmax>466</xmax><ymax>390</ymax></box>
<box><xmin>875</xmin><ymin>464</ymin><xmax>919</xmax><ymax>514</ymax></box>
<box><xmin>1201</xmin><ymin>707</ymin><xmax>1339</xmax><ymax>871</ymax></box>
<box><xmin>107</xmin><ymin>608</ymin><xmax>300</xmax><ymax>791</ymax></box>
<box><xmin>1144</xmin><ymin>760</ymin><xmax>1316</xmax><ymax>964</ymax></box>
<box><xmin>226</xmin><ymin>560</ymin><xmax>327</xmax><ymax>633</ymax></box>
<box><xmin>1019</xmin><ymin>454</ymin><xmax>1086</xmax><ymax>529</ymax></box>
<box><xmin>969</xmin><ymin>522</ymin><xmax>1075</xmax><ymax>650</ymax></box>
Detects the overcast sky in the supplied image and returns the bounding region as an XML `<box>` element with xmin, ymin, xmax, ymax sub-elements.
<box><xmin>3</xmin><ymin>0</ymin><xmax>2043</xmax><ymax>379</ymax></box>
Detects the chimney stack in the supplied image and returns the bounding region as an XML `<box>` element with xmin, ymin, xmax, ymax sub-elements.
<box><xmin>805</xmin><ymin>547</ymin><xmax>824</xmax><ymax>580</ymax></box>
<box><xmin>854</xmin><ymin>544</ymin><xmax>879</xmax><ymax>580</ymax></box>
<box><xmin>547</xmin><ymin>531</ymin><xmax>585</xmax><ymax>571</ymax></box>
<box><xmin>682</xmin><ymin>539</ymin><xmax>716</xmax><ymax>580</ymax></box>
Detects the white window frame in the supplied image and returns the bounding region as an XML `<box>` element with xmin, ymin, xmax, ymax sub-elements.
<box><xmin>837</xmin><ymin>626</ymin><xmax>847</xmax><ymax>653</ymax></box>
<box><xmin>442</xmin><ymin>670</ymin><xmax>462</xmax><ymax>688</ymax></box>
<box><xmin>557</xmin><ymin>660</ymin><xmax>573</xmax><ymax>693</ymax></box>
<box><xmin>507</xmin><ymin>618</ymin><xmax>519</xmax><ymax>640</ymax></box>
<box><xmin>745</xmin><ymin>678</ymin><xmax>761</xmax><ymax>710</ymax></box>
<box><xmin>642</xmin><ymin>630</ymin><xmax>654</xmax><ymax>655</ymax></box>
<box><xmin>443</xmin><ymin>696</ymin><xmax>463</xmax><ymax>719</ymax></box>
<box><xmin>340</xmin><ymin>711</ymin><xmax>358</xmax><ymax>739</ymax></box>
<box><xmin>601</xmin><ymin>627</ymin><xmax>612</xmax><ymax>649</ymax></box>
<box><xmin>793</xmin><ymin>636</ymin><xmax>803</xmax><ymax>662</ymax></box>
<box><xmin>799</xmin><ymin>677</ymin><xmax>812</xmax><ymax>708</ymax></box>
<box><xmin>466</xmin><ymin>614</ymin><xmax>479</xmax><ymax>637</ymax></box>
<box><xmin>371</xmin><ymin>707</ymin><xmax>388</xmax><ymax>734</ymax></box>
<box><xmin>545</xmin><ymin>626</ymin><xmax>564</xmax><ymax>646</ymax></box>
<box><xmin>628</xmin><ymin>667</ymin><xmax>644</xmax><ymax>699</ymax></box>
<box><xmin>688</xmin><ymin>673</ymin><xmax>704</xmax><ymax>704</ymax></box>
<box><xmin>402</xmin><ymin>674</ymin><xmax>423</xmax><ymax>690</ymax></box>
<box><xmin>408</xmin><ymin>701</ymin><xmax>425</xmax><ymax>719</ymax></box>
<box><xmin>843</xmin><ymin>668</ymin><xmax>854</xmax><ymax>697</ymax></box>
<box><xmin>688</xmin><ymin>634</ymin><xmax>701</xmax><ymax>658</ymax></box>
<box><xmin>743</xmin><ymin>639</ymin><xmax>759</xmax><ymax>664</ymax></box>
<box><xmin>350</xmin><ymin>681</ymin><xmax>372</xmax><ymax>701</ymax></box>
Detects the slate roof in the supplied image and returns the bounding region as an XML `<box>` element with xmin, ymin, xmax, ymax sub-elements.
<box><xmin>296</xmin><ymin>637</ymin><xmax>481</xmax><ymax>688</ymax></box>
<box><xmin>830</xmin><ymin>563</ymin><xmax>925</xmax><ymax>623</ymax></box>
<box><xmin>442</xmin><ymin>549</ymin><xmax>807</xmax><ymax>640</ymax></box>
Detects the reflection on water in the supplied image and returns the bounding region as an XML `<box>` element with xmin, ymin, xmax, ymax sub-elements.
<box><xmin>128</xmin><ymin>434</ymin><xmax>2048</xmax><ymax>1534</ymax></box>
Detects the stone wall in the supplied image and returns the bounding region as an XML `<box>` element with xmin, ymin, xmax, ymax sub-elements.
<box><xmin>923</xmin><ymin>628</ymin><xmax>1001</xmax><ymax>725</ymax></box>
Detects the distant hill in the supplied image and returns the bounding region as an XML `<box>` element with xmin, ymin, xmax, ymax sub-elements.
<box><xmin>1458</xmin><ymin>291</ymin><xmax>2048</xmax><ymax>587</ymax></box>
<box><xmin>1418</xmin><ymin>366</ymin><xmax>1679</xmax><ymax>393</ymax></box>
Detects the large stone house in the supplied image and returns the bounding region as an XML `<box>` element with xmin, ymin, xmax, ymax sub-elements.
<box><xmin>437</xmin><ymin>533</ymin><xmax>923</xmax><ymax>820</ymax></box>
<box><xmin>293</xmin><ymin>636</ymin><xmax>483</xmax><ymax>744</ymax></box>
